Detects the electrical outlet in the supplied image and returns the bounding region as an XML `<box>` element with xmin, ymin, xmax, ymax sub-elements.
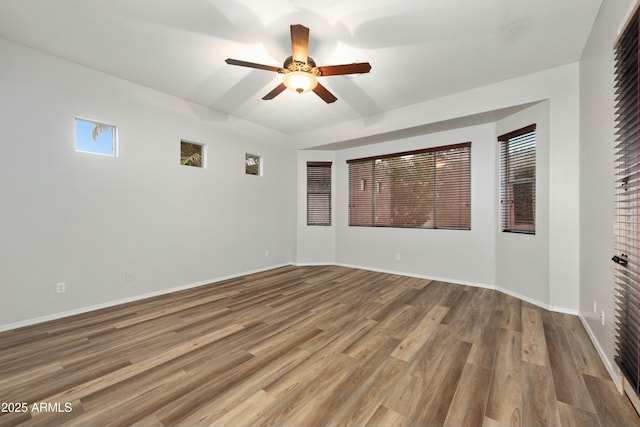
<box><xmin>600</xmin><ymin>310</ymin><xmax>605</xmax><ymax>326</ymax></box>
<box><xmin>56</xmin><ymin>282</ymin><xmax>66</xmax><ymax>294</ymax></box>
<box><xmin>265</xmin><ymin>250</ymin><xmax>270</xmax><ymax>257</ymax></box>
<box><xmin>125</xmin><ymin>271</ymin><xmax>133</xmax><ymax>282</ymax></box>
<box><xmin>395</xmin><ymin>253</ymin><xmax>401</xmax><ymax>261</ymax></box>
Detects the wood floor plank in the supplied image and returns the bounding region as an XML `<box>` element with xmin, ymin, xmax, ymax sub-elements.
<box><xmin>444</xmin><ymin>363</ymin><xmax>492</xmax><ymax>427</ymax></box>
<box><xmin>383</xmin><ymin>324</ymin><xmax>469</xmax><ymax>423</ymax></box>
<box><xmin>18</xmin><ymin>399</ymin><xmax>84</xmax><ymax>427</ymax></box>
<box><xmin>0</xmin><ymin>362</ymin><xmax>64</xmax><ymax>390</ymax></box>
<box><xmin>129</xmin><ymin>414</ymin><xmax>164</xmax><ymax>427</ymax></box>
<box><xmin>557</xmin><ymin>313</ymin><xmax>611</xmax><ymax>379</ymax></box>
<box><xmin>0</xmin><ymin>412</ymin><xmax>31</xmax><ymax>427</ymax></box>
<box><xmin>522</xmin><ymin>361</ymin><xmax>560</xmax><ymax>427</ymax></box>
<box><xmin>162</xmin><ymin>349</ymin><xmax>303</xmax><ymax>426</ymax></box>
<box><xmin>440</xmin><ymin>287</ymin><xmax>476</xmax><ymax>326</ymax></box>
<box><xmin>448</xmin><ymin>305</ymin><xmax>483</xmax><ymax>344</ymax></box>
<box><xmin>263</xmin><ymin>340</ymin><xmax>355</xmax><ymax>400</ymax></box>
<box><xmin>342</xmin><ymin>318</ymin><xmax>395</xmax><ymax>361</ymax></box>
<box><xmin>483</xmin><ymin>416</ymin><xmax>503</xmax><ymax>427</ymax></box>
<box><xmin>298</xmin><ymin>316</ymin><xmax>378</xmax><ymax>355</ymax></box>
<box><xmin>584</xmin><ymin>374</ymin><xmax>640</xmax><ymax>427</ymax></box>
<box><xmin>543</xmin><ymin>318</ymin><xmax>595</xmax><ymax>413</ymax></box>
<box><xmin>209</xmin><ymin>389</ymin><xmax>275</xmax><ymax>427</ymax></box>
<box><xmin>501</xmin><ymin>293</ymin><xmax>523</xmax><ymax>332</ymax></box>
<box><xmin>404</xmin><ymin>280</ymin><xmax>448</xmax><ymax>309</ymax></box>
<box><xmin>438</xmin><ymin>282</ymin><xmax>467</xmax><ymax>307</ymax></box>
<box><xmin>390</xmin><ymin>305</ymin><xmax>448</xmax><ymax>362</ymax></box>
<box><xmin>360</xmin><ymin>302</ymin><xmax>409</xmax><ymax>339</ymax></box>
<box><xmin>364</xmin><ymin>405</ymin><xmax>407</xmax><ymax>427</ymax></box>
<box><xmin>256</xmin><ymin>353</ymin><xmax>356</xmax><ymax>426</ymax></box>
<box><xmin>6</xmin><ymin>357</ymin><xmax>132</xmax><ymax>404</ymax></box>
<box><xmin>323</xmin><ymin>355</ymin><xmax>406</xmax><ymax>426</ymax></box>
<box><xmin>79</xmin><ymin>355</ymin><xmax>195</xmax><ymax>412</ymax></box>
<box><xmin>556</xmin><ymin>401</ymin><xmax>601</xmax><ymax>427</ymax></box>
<box><xmin>374</xmin><ymin>282</ymin><xmax>413</xmax><ymax>304</ymax></box>
<box><xmin>522</xmin><ymin>306</ymin><xmax>548</xmax><ymax>366</ymax></box>
<box><xmin>42</xmin><ymin>323</ymin><xmax>245</xmax><ymax>405</ymax></box>
<box><xmin>405</xmin><ymin>337</ymin><xmax>472</xmax><ymax>427</ymax></box>
<box><xmin>0</xmin><ymin>337</ymin><xmax>91</xmax><ymax>373</ymax></box>
<box><xmin>274</xmin><ymin>337</ymin><xmax>400</xmax><ymax>427</ymax></box>
<box><xmin>176</xmin><ymin>347</ymin><xmax>311</xmax><ymax>427</ymax></box>
<box><xmin>467</xmin><ymin>308</ymin><xmax>502</xmax><ymax>370</ymax></box>
<box><xmin>62</xmin><ymin>369</ymin><xmax>190</xmax><ymax>427</ymax></box>
<box><xmin>0</xmin><ymin>266</ymin><xmax>637</xmax><ymax>427</ymax></box>
<box><xmin>485</xmin><ymin>328</ymin><xmax>523</xmax><ymax>427</ymax></box>
<box><xmin>113</xmin><ymin>289</ymin><xmax>240</xmax><ymax>329</ymax></box>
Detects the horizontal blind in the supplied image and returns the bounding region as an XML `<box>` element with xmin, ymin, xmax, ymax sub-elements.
<box><xmin>347</xmin><ymin>143</ymin><xmax>470</xmax><ymax>229</ymax></box>
<box><xmin>498</xmin><ymin>125</ymin><xmax>536</xmax><ymax>234</ymax></box>
<box><xmin>614</xmin><ymin>12</ymin><xmax>640</xmax><ymax>397</ymax></box>
<box><xmin>348</xmin><ymin>161</ymin><xmax>374</xmax><ymax>226</ymax></box>
<box><xmin>307</xmin><ymin>162</ymin><xmax>332</xmax><ymax>226</ymax></box>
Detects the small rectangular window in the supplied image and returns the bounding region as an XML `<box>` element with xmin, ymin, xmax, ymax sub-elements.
<box><xmin>75</xmin><ymin>118</ymin><xmax>117</xmax><ymax>156</ymax></box>
<box><xmin>499</xmin><ymin>124</ymin><xmax>536</xmax><ymax>234</ymax></box>
<box><xmin>180</xmin><ymin>141</ymin><xmax>205</xmax><ymax>168</ymax></box>
<box><xmin>307</xmin><ymin>162</ymin><xmax>332</xmax><ymax>226</ymax></box>
<box><xmin>246</xmin><ymin>153</ymin><xmax>262</xmax><ymax>176</ymax></box>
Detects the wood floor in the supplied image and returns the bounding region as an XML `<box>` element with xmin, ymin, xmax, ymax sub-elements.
<box><xmin>0</xmin><ymin>265</ymin><xmax>638</xmax><ymax>427</ymax></box>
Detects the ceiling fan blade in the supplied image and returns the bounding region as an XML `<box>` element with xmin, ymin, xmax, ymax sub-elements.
<box><xmin>313</xmin><ymin>83</ymin><xmax>337</xmax><ymax>104</ymax></box>
<box><xmin>225</xmin><ymin>58</ymin><xmax>283</xmax><ymax>73</ymax></box>
<box><xmin>317</xmin><ymin>63</ymin><xmax>372</xmax><ymax>76</ymax></box>
<box><xmin>262</xmin><ymin>83</ymin><xmax>287</xmax><ymax>100</ymax></box>
<box><xmin>290</xmin><ymin>24</ymin><xmax>310</xmax><ymax>64</ymax></box>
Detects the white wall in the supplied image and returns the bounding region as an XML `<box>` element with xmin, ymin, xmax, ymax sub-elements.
<box><xmin>296</xmin><ymin>150</ymin><xmax>336</xmax><ymax>264</ymax></box>
<box><xmin>0</xmin><ymin>39</ymin><xmax>297</xmax><ymax>329</ymax></box>
<box><xmin>495</xmin><ymin>102</ymin><xmax>550</xmax><ymax>307</ymax></box>
<box><xmin>579</xmin><ymin>0</ymin><xmax>635</xmax><ymax>381</ymax></box>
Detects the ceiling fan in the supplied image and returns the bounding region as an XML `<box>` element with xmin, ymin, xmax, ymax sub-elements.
<box><xmin>225</xmin><ymin>24</ymin><xmax>371</xmax><ymax>104</ymax></box>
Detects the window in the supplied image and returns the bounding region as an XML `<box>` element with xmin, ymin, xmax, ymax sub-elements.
<box><xmin>499</xmin><ymin>125</ymin><xmax>536</xmax><ymax>234</ymax></box>
<box><xmin>245</xmin><ymin>153</ymin><xmax>262</xmax><ymax>176</ymax></box>
<box><xmin>347</xmin><ymin>142</ymin><xmax>471</xmax><ymax>229</ymax></box>
<box><xmin>307</xmin><ymin>162</ymin><xmax>332</xmax><ymax>226</ymax></box>
<box><xmin>75</xmin><ymin>118</ymin><xmax>117</xmax><ymax>156</ymax></box>
<box><xmin>180</xmin><ymin>141</ymin><xmax>205</xmax><ymax>168</ymax></box>
<box><xmin>614</xmin><ymin>11</ymin><xmax>640</xmax><ymax>403</ymax></box>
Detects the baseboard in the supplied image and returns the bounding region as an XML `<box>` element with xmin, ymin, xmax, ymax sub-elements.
<box><xmin>494</xmin><ymin>286</ymin><xmax>579</xmax><ymax>316</ymax></box>
<box><xmin>332</xmin><ymin>262</ymin><xmax>495</xmax><ymax>290</ymax></box>
<box><xmin>578</xmin><ymin>313</ymin><xmax>623</xmax><ymax>392</ymax></box>
<box><xmin>0</xmin><ymin>263</ymin><xmax>292</xmax><ymax>333</ymax></box>
<box><xmin>330</xmin><ymin>262</ymin><xmax>578</xmax><ymax>315</ymax></box>
<box><xmin>579</xmin><ymin>313</ymin><xmax>640</xmax><ymax>414</ymax></box>
<box><xmin>291</xmin><ymin>262</ymin><xmax>335</xmax><ymax>267</ymax></box>
<box><xmin>624</xmin><ymin>377</ymin><xmax>640</xmax><ymax>415</ymax></box>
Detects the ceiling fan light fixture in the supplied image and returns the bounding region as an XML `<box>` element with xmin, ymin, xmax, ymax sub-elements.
<box><xmin>283</xmin><ymin>71</ymin><xmax>317</xmax><ymax>94</ymax></box>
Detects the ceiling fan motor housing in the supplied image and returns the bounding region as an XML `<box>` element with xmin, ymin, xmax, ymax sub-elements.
<box><xmin>283</xmin><ymin>56</ymin><xmax>319</xmax><ymax>74</ymax></box>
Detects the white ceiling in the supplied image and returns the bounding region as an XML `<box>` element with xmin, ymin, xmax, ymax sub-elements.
<box><xmin>0</xmin><ymin>0</ymin><xmax>601</xmax><ymax>136</ymax></box>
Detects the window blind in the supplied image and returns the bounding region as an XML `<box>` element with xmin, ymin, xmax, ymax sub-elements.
<box><xmin>306</xmin><ymin>161</ymin><xmax>332</xmax><ymax>226</ymax></box>
<box><xmin>347</xmin><ymin>143</ymin><xmax>471</xmax><ymax>229</ymax></box>
<box><xmin>499</xmin><ymin>125</ymin><xmax>536</xmax><ymax>234</ymax></box>
<box><xmin>614</xmin><ymin>12</ymin><xmax>640</xmax><ymax>397</ymax></box>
